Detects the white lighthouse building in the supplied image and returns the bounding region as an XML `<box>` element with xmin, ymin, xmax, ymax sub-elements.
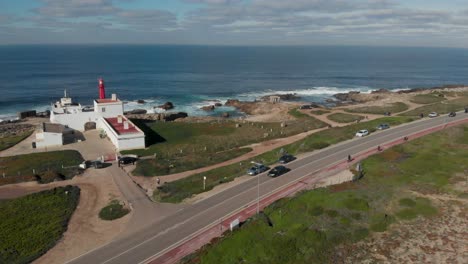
<box><xmin>36</xmin><ymin>79</ymin><xmax>145</xmax><ymax>151</ymax></box>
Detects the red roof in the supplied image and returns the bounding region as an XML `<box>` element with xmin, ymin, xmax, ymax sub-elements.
<box><xmin>96</xmin><ymin>99</ymin><xmax>119</xmax><ymax>104</ymax></box>
<box><xmin>105</xmin><ymin>117</ymin><xmax>140</xmax><ymax>135</ymax></box>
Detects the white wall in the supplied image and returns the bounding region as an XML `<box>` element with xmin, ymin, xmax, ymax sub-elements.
<box><xmin>51</xmin><ymin>111</ymin><xmax>99</xmax><ymax>131</ymax></box>
<box><xmin>36</xmin><ymin>132</ymin><xmax>63</xmax><ymax>148</ymax></box>
<box><xmin>98</xmin><ymin>118</ymin><xmax>145</xmax><ymax>151</ymax></box>
<box><xmin>94</xmin><ymin>101</ymin><xmax>124</xmax><ymax>118</ymax></box>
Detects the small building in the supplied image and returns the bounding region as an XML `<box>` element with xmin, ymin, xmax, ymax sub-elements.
<box><xmin>35</xmin><ymin>123</ymin><xmax>67</xmax><ymax>148</ymax></box>
<box><xmin>99</xmin><ymin>115</ymin><xmax>145</xmax><ymax>151</ymax></box>
<box><xmin>269</xmin><ymin>96</ymin><xmax>281</xmax><ymax>104</ymax></box>
<box><xmin>42</xmin><ymin>79</ymin><xmax>146</xmax><ymax>151</ymax></box>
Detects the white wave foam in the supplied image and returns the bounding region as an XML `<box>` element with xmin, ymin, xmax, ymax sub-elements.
<box><xmin>236</xmin><ymin>86</ymin><xmax>375</xmax><ymax>100</ymax></box>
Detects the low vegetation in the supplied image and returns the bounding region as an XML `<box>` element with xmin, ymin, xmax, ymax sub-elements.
<box><xmin>0</xmin><ymin>186</ymin><xmax>80</xmax><ymax>264</ymax></box>
<box><xmin>345</xmin><ymin>102</ymin><xmax>409</xmax><ymax>115</ymax></box>
<box><xmin>410</xmin><ymin>93</ymin><xmax>446</xmax><ymax>104</ymax></box>
<box><xmin>181</xmin><ymin>124</ymin><xmax>468</xmax><ymax>264</ymax></box>
<box><xmin>0</xmin><ymin>150</ymin><xmax>84</xmax><ymax>186</ymax></box>
<box><xmin>327</xmin><ymin>113</ymin><xmax>364</xmax><ymax>123</ymax></box>
<box><xmin>133</xmin><ymin>147</ymin><xmax>251</xmax><ymax>176</ymax></box>
<box><xmin>154</xmin><ymin>116</ymin><xmax>414</xmax><ymax>203</ymax></box>
<box><xmin>400</xmin><ymin>96</ymin><xmax>468</xmax><ymax>116</ymax></box>
<box><xmin>310</xmin><ymin>109</ymin><xmax>330</xmax><ymax>115</ymax></box>
<box><xmin>0</xmin><ymin>131</ymin><xmax>33</xmax><ymax>152</ymax></box>
<box><xmin>125</xmin><ymin>112</ymin><xmax>326</xmax><ymax>176</ymax></box>
<box><xmin>99</xmin><ymin>200</ymin><xmax>130</xmax><ymax>221</ymax></box>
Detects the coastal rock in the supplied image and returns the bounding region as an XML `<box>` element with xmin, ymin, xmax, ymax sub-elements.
<box><xmin>201</xmin><ymin>105</ymin><xmax>215</xmax><ymax>111</ymax></box>
<box><xmin>225</xmin><ymin>99</ymin><xmax>241</xmax><ymax>107</ymax></box>
<box><xmin>137</xmin><ymin>99</ymin><xmax>146</xmax><ymax>104</ymax></box>
<box><xmin>260</xmin><ymin>93</ymin><xmax>300</xmax><ymax>101</ymax></box>
<box><xmin>371</xmin><ymin>88</ymin><xmax>390</xmax><ymax>94</ymax></box>
<box><xmin>125</xmin><ymin>112</ymin><xmax>188</xmax><ymax>122</ymax></box>
<box><xmin>164</xmin><ymin>112</ymin><xmax>188</xmax><ymax>121</ymax></box>
<box><xmin>157</xmin><ymin>102</ymin><xmax>174</xmax><ymax>110</ymax></box>
<box><xmin>221</xmin><ymin>112</ymin><xmax>230</xmax><ymax>118</ymax></box>
<box><xmin>214</xmin><ymin>103</ymin><xmax>223</xmax><ymax>107</ymax></box>
<box><xmin>333</xmin><ymin>91</ymin><xmax>361</xmax><ymax>102</ymax></box>
<box><xmin>127</xmin><ymin>109</ymin><xmax>147</xmax><ymax>115</ymax></box>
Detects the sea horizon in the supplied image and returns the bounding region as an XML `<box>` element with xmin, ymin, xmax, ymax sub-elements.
<box><xmin>1</xmin><ymin>44</ymin><xmax>467</xmax><ymax>120</ymax></box>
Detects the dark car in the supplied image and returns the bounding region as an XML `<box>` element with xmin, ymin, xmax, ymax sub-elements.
<box><xmin>448</xmin><ymin>112</ymin><xmax>456</xmax><ymax>117</ymax></box>
<box><xmin>279</xmin><ymin>154</ymin><xmax>295</xmax><ymax>164</ymax></box>
<box><xmin>377</xmin><ymin>123</ymin><xmax>390</xmax><ymax>130</ymax></box>
<box><xmin>247</xmin><ymin>164</ymin><xmax>268</xmax><ymax>176</ymax></box>
<box><xmin>119</xmin><ymin>156</ymin><xmax>138</xmax><ymax>165</ymax></box>
<box><xmin>91</xmin><ymin>160</ymin><xmax>103</xmax><ymax>169</ymax></box>
<box><xmin>268</xmin><ymin>165</ymin><xmax>290</xmax><ymax>177</ymax></box>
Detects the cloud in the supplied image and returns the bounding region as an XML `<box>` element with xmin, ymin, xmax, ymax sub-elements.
<box><xmin>35</xmin><ymin>0</ymin><xmax>118</xmax><ymax>17</ymax></box>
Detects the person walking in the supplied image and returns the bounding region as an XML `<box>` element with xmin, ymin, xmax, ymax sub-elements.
<box><xmin>157</xmin><ymin>178</ymin><xmax>161</xmax><ymax>185</ymax></box>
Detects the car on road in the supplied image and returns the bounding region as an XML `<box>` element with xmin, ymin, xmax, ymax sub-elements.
<box><xmin>279</xmin><ymin>154</ymin><xmax>295</xmax><ymax>164</ymax></box>
<box><xmin>355</xmin><ymin>129</ymin><xmax>369</xmax><ymax>137</ymax></box>
<box><xmin>448</xmin><ymin>112</ymin><xmax>456</xmax><ymax>117</ymax></box>
<box><xmin>119</xmin><ymin>156</ymin><xmax>138</xmax><ymax>165</ymax></box>
<box><xmin>428</xmin><ymin>112</ymin><xmax>438</xmax><ymax>118</ymax></box>
<box><xmin>247</xmin><ymin>163</ymin><xmax>268</xmax><ymax>176</ymax></box>
<box><xmin>268</xmin><ymin>165</ymin><xmax>290</xmax><ymax>177</ymax></box>
<box><xmin>377</xmin><ymin>123</ymin><xmax>390</xmax><ymax>130</ymax></box>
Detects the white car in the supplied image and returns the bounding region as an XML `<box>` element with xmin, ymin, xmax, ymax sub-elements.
<box><xmin>428</xmin><ymin>112</ymin><xmax>438</xmax><ymax>118</ymax></box>
<box><xmin>355</xmin><ymin>129</ymin><xmax>369</xmax><ymax>137</ymax></box>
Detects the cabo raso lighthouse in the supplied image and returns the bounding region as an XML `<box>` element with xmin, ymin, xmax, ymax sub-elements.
<box><xmin>35</xmin><ymin>79</ymin><xmax>145</xmax><ymax>151</ymax></box>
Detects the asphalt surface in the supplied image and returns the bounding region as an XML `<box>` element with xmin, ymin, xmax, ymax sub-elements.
<box><xmin>67</xmin><ymin>112</ymin><xmax>468</xmax><ymax>264</ymax></box>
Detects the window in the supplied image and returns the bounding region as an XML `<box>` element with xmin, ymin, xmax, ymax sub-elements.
<box><xmin>102</xmin><ymin>107</ymin><xmax>106</xmax><ymax>112</ymax></box>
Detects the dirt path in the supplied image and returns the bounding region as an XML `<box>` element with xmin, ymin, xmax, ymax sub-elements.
<box><xmin>0</xmin><ymin>169</ymin><xmax>132</xmax><ymax>264</ymax></box>
<box><xmin>130</xmin><ymin>127</ymin><xmax>329</xmax><ymax>196</ymax></box>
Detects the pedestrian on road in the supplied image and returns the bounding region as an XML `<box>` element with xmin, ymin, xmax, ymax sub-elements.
<box><xmin>157</xmin><ymin>178</ymin><xmax>160</xmax><ymax>185</ymax></box>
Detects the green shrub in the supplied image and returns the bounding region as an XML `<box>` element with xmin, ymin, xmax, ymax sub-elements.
<box><xmin>99</xmin><ymin>200</ymin><xmax>130</xmax><ymax>221</ymax></box>
<box><xmin>0</xmin><ymin>186</ymin><xmax>80</xmax><ymax>264</ymax></box>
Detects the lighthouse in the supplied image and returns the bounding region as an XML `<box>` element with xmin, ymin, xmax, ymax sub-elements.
<box><xmin>98</xmin><ymin>78</ymin><xmax>106</xmax><ymax>99</ymax></box>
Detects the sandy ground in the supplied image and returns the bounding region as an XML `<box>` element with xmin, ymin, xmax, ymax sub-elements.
<box><xmin>336</xmin><ymin>179</ymin><xmax>468</xmax><ymax>263</ymax></box>
<box><xmin>0</xmin><ymin>169</ymin><xmax>131</xmax><ymax>264</ymax></box>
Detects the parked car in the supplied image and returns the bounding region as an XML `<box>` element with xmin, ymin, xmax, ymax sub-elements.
<box><xmin>383</xmin><ymin>112</ymin><xmax>391</xmax><ymax>116</ymax></box>
<box><xmin>79</xmin><ymin>160</ymin><xmax>92</xmax><ymax>169</ymax></box>
<box><xmin>355</xmin><ymin>129</ymin><xmax>369</xmax><ymax>137</ymax></box>
<box><xmin>299</xmin><ymin>105</ymin><xmax>312</xmax><ymax>110</ymax></box>
<box><xmin>268</xmin><ymin>165</ymin><xmax>290</xmax><ymax>177</ymax></box>
<box><xmin>279</xmin><ymin>154</ymin><xmax>295</xmax><ymax>164</ymax></box>
<box><xmin>448</xmin><ymin>112</ymin><xmax>456</xmax><ymax>117</ymax></box>
<box><xmin>91</xmin><ymin>160</ymin><xmax>103</xmax><ymax>169</ymax></box>
<box><xmin>247</xmin><ymin>163</ymin><xmax>268</xmax><ymax>176</ymax></box>
<box><xmin>428</xmin><ymin>112</ymin><xmax>438</xmax><ymax>118</ymax></box>
<box><xmin>119</xmin><ymin>156</ymin><xmax>138</xmax><ymax>165</ymax></box>
<box><xmin>377</xmin><ymin>123</ymin><xmax>390</xmax><ymax>130</ymax></box>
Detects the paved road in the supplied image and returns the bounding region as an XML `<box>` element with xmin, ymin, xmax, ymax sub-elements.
<box><xmin>68</xmin><ymin>112</ymin><xmax>468</xmax><ymax>264</ymax></box>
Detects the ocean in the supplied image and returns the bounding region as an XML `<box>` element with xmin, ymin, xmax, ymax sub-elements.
<box><xmin>1</xmin><ymin>45</ymin><xmax>467</xmax><ymax>121</ymax></box>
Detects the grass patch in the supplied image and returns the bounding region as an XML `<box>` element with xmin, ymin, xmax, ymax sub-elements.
<box><xmin>99</xmin><ymin>200</ymin><xmax>130</xmax><ymax>221</ymax></box>
<box><xmin>396</xmin><ymin>197</ymin><xmax>437</xmax><ymax>220</ymax></box>
<box><xmin>180</xmin><ymin>124</ymin><xmax>468</xmax><ymax>264</ymax></box>
<box><xmin>133</xmin><ymin>147</ymin><xmax>251</xmax><ymax>176</ymax></box>
<box><xmin>410</xmin><ymin>94</ymin><xmax>446</xmax><ymax>104</ymax></box>
<box><xmin>155</xmin><ymin>116</ymin><xmax>414</xmax><ymax>203</ymax></box>
<box><xmin>126</xmin><ymin>112</ymin><xmax>326</xmax><ymax>176</ymax></box>
<box><xmin>345</xmin><ymin>102</ymin><xmax>409</xmax><ymax>115</ymax></box>
<box><xmin>310</xmin><ymin>109</ymin><xmax>330</xmax><ymax>115</ymax></box>
<box><xmin>400</xmin><ymin>96</ymin><xmax>468</xmax><ymax>116</ymax></box>
<box><xmin>327</xmin><ymin>113</ymin><xmax>364</xmax><ymax>123</ymax></box>
<box><xmin>0</xmin><ymin>150</ymin><xmax>84</xmax><ymax>186</ymax></box>
<box><xmin>0</xmin><ymin>186</ymin><xmax>80</xmax><ymax>264</ymax></box>
<box><xmin>0</xmin><ymin>131</ymin><xmax>33</xmax><ymax>152</ymax></box>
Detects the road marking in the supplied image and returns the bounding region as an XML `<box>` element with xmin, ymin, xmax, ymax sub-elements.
<box><xmin>69</xmin><ymin>114</ymin><xmax>468</xmax><ymax>264</ymax></box>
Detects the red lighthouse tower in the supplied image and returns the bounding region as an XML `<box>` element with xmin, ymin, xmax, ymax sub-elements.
<box><xmin>98</xmin><ymin>78</ymin><xmax>106</xmax><ymax>99</ymax></box>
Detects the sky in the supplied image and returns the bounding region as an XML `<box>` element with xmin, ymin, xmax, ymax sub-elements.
<box><xmin>0</xmin><ymin>0</ymin><xmax>467</xmax><ymax>47</ymax></box>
